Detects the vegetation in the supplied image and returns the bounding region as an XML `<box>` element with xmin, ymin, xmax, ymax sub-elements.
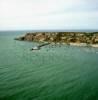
<box><xmin>15</xmin><ymin>32</ymin><xmax>98</xmax><ymax>45</ymax></box>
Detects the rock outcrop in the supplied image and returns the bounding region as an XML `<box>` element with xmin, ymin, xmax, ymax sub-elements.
<box><xmin>15</xmin><ymin>32</ymin><xmax>98</xmax><ymax>44</ymax></box>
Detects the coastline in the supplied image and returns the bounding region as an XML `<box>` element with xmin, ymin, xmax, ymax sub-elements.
<box><xmin>15</xmin><ymin>32</ymin><xmax>98</xmax><ymax>48</ymax></box>
<box><xmin>69</xmin><ymin>43</ymin><xmax>98</xmax><ymax>48</ymax></box>
<box><xmin>42</xmin><ymin>42</ymin><xmax>98</xmax><ymax>48</ymax></box>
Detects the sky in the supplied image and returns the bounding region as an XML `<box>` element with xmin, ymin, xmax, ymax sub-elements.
<box><xmin>0</xmin><ymin>0</ymin><xmax>98</xmax><ymax>30</ymax></box>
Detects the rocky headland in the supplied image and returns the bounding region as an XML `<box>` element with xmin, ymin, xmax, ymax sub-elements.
<box><xmin>15</xmin><ymin>32</ymin><xmax>98</xmax><ymax>47</ymax></box>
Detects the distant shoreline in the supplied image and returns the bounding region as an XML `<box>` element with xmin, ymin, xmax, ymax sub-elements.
<box><xmin>15</xmin><ymin>32</ymin><xmax>98</xmax><ymax>48</ymax></box>
<box><xmin>1</xmin><ymin>29</ymin><xmax>98</xmax><ymax>32</ymax></box>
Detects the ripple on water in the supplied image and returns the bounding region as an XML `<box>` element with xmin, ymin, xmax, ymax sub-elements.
<box><xmin>0</xmin><ymin>33</ymin><xmax>98</xmax><ymax>100</ymax></box>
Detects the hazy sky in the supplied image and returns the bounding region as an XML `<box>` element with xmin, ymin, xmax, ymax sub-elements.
<box><xmin>0</xmin><ymin>0</ymin><xmax>98</xmax><ymax>30</ymax></box>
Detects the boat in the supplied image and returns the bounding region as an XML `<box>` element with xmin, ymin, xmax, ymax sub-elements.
<box><xmin>31</xmin><ymin>46</ymin><xmax>40</xmax><ymax>50</ymax></box>
<box><xmin>31</xmin><ymin>42</ymin><xmax>50</xmax><ymax>51</ymax></box>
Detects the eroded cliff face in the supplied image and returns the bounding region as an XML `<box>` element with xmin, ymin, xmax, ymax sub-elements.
<box><xmin>15</xmin><ymin>32</ymin><xmax>98</xmax><ymax>44</ymax></box>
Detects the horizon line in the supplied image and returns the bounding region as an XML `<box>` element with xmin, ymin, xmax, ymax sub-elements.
<box><xmin>0</xmin><ymin>29</ymin><xmax>98</xmax><ymax>32</ymax></box>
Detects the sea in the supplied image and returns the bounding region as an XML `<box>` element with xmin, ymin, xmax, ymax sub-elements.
<box><xmin>0</xmin><ymin>31</ymin><xmax>98</xmax><ymax>100</ymax></box>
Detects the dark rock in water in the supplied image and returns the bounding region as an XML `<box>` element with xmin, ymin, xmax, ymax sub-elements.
<box><xmin>38</xmin><ymin>42</ymin><xmax>50</xmax><ymax>47</ymax></box>
<box><xmin>14</xmin><ymin>36</ymin><xmax>25</xmax><ymax>41</ymax></box>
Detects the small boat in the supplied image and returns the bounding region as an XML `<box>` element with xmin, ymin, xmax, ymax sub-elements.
<box><xmin>31</xmin><ymin>46</ymin><xmax>40</xmax><ymax>50</ymax></box>
<box><xmin>31</xmin><ymin>42</ymin><xmax>50</xmax><ymax>51</ymax></box>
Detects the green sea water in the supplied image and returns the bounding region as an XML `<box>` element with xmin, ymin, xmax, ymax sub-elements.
<box><xmin>0</xmin><ymin>31</ymin><xmax>98</xmax><ymax>100</ymax></box>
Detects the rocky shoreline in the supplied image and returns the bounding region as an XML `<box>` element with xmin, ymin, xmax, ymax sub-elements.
<box><xmin>15</xmin><ymin>32</ymin><xmax>98</xmax><ymax>47</ymax></box>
